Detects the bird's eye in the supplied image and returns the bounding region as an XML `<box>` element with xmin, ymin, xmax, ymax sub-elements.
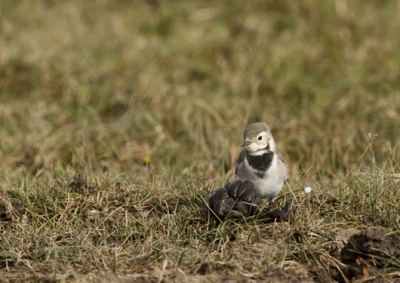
<box><xmin>258</xmin><ymin>136</ymin><xmax>262</xmax><ymax>140</ymax></box>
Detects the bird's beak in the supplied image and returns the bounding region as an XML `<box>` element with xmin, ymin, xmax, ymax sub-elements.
<box><xmin>241</xmin><ymin>140</ymin><xmax>251</xmax><ymax>147</ymax></box>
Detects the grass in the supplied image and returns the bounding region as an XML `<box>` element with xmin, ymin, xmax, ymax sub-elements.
<box><xmin>1</xmin><ymin>0</ymin><xmax>400</xmax><ymax>282</ymax></box>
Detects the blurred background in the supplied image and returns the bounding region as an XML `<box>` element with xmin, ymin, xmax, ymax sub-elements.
<box><xmin>1</xmin><ymin>0</ymin><xmax>399</xmax><ymax>185</ymax></box>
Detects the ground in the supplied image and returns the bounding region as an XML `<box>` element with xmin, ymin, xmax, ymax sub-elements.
<box><xmin>1</xmin><ymin>1</ymin><xmax>400</xmax><ymax>282</ymax></box>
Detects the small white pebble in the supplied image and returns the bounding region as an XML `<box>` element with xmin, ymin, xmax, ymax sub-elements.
<box><xmin>304</xmin><ymin>187</ymin><xmax>312</xmax><ymax>194</ymax></box>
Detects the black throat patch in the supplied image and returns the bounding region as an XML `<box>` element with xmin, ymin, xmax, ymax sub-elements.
<box><xmin>246</xmin><ymin>151</ymin><xmax>274</xmax><ymax>178</ymax></box>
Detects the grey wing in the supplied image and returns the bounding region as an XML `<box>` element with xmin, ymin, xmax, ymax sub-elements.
<box><xmin>276</xmin><ymin>149</ymin><xmax>285</xmax><ymax>163</ymax></box>
<box><xmin>276</xmin><ymin>149</ymin><xmax>289</xmax><ymax>180</ymax></box>
<box><xmin>235</xmin><ymin>149</ymin><xmax>247</xmax><ymax>177</ymax></box>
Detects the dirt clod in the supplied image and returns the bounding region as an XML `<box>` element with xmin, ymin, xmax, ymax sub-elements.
<box><xmin>0</xmin><ymin>196</ymin><xmax>14</xmax><ymax>222</ymax></box>
<box><xmin>68</xmin><ymin>173</ymin><xmax>88</xmax><ymax>191</ymax></box>
<box><xmin>342</xmin><ymin>226</ymin><xmax>400</xmax><ymax>263</ymax></box>
<box><xmin>338</xmin><ymin>226</ymin><xmax>400</xmax><ymax>282</ymax></box>
<box><xmin>207</xmin><ymin>180</ymin><xmax>295</xmax><ymax>222</ymax></box>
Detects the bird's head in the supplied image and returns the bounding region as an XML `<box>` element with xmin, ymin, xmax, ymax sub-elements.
<box><xmin>242</xmin><ymin>122</ymin><xmax>275</xmax><ymax>154</ymax></box>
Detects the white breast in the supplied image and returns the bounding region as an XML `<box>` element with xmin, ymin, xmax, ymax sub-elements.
<box><xmin>236</xmin><ymin>153</ymin><xmax>287</xmax><ymax>200</ymax></box>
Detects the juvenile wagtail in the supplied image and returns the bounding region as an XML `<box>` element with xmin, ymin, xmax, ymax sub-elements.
<box><xmin>235</xmin><ymin>122</ymin><xmax>288</xmax><ymax>203</ymax></box>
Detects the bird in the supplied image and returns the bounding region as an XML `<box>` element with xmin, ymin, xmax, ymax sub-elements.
<box><xmin>235</xmin><ymin>122</ymin><xmax>288</xmax><ymax>204</ymax></box>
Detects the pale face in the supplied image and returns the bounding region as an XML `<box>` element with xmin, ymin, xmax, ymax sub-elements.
<box><xmin>243</xmin><ymin>130</ymin><xmax>270</xmax><ymax>154</ymax></box>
